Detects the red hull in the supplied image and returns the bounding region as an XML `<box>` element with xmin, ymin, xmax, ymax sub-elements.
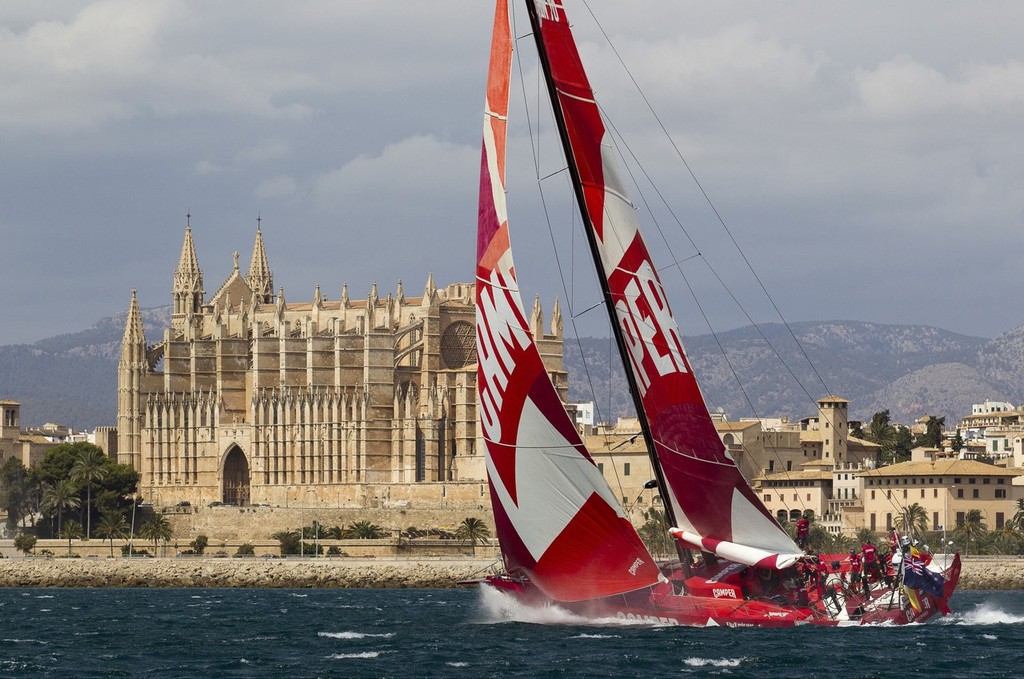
<box><xmin>471</xmin><ymin>553</ymin><xmax>960</xmax><ymax>628</ymax></box>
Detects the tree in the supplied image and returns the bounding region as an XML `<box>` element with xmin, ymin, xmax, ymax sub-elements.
<box><xmin>455</xmin><ymin>517</ymin><xmax>491</xmax><ymax>555</ymax></box>
<box><xmin>139</xmin><ymin>515</ymin><xmax>173</xmax><ymax>555</ymax></box>
<box><xmin>190</xmin><ymin>535</ymin><xmax>209</xmax><ymax>555</ymax></box>
<box><xmin>914</xmin><ymin>416</ymin><xmax>945</xmax><ymax>449</ymax></box>
<box><xmin>890</xmin><ymin>425</ymin><xmax>914</xmax><ymax>464</ymax></box>
<box><xmin>637</xmin><ymin>507</ymin><xmax>673</xmax><ymax>557</ymax></box>
<box><xmin>950</xmin><ymin>431</ymin><xmax>965</xmax><ymax>453</ymax></box>
<box><xmin>71</xmin><ymin>447</ymin><xmax>108</xmax><ymax>541</ymax></box>
<box><xmin>850</xmin><ymin>421</ymin><xmax>865</xmax><ymax>439</ymax></box>
<box><xmin>1009</xmin><ymin>498</ymin><xmax>1024</xmax><ymax>531</ymax></box>
<box><xmin>899</xmin><ymin>502</ymin><xmax>930</xmax><ymax>538</ymax></box>
<box><xmin>236</xmin><ymin>543</ymin><xmax>255</xmax><ymax>556</ymax></box>
<box><xmin>41</xmin><ymin>479</ymin><xmax>81</xmax><ymax>537</ymax></box>
<box><xmin>956</xmin><ymin>509</ymin><xmax>987</xmax><ymax>555</ymax></box>
<box><xmin>272</xmin><ymin>530</ymin><xmax>301</xmax><ymax>555</ymax></box>
<box><xmin>0</xmin><ymin>457</ymin><xmax>36</xmax><ymax>530</ymax></box>
<box><xmin>59</xmin><ymin>519</ymin><xmax>83</xmax><ymax>556</ymax></box>
<box><xmin>34</xmin><ymin>443</ymin><xmax>138</xmax><ymax>535</ymax></box>
<box><xmin>95</xmin><ymin>510</ymin><xmax>129</xmax><ymax>557</ymax></box>
<box><xmin>14</xmin><ymin>533</ymin><xmax>37</xmax><ymax>555</ymax></box>
<box><xmin>344</xmin><ymin>520</ymin><xmax>385</xmax><ymax>539</ymax></box>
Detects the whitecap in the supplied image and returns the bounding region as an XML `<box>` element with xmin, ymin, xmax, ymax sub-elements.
<box><xmin>952</xmin><ymin>602</ymin><xmax>1024</xmax><ymax>626</ymax></box>
<box><xmin>2</xmin><ymin>639</ymin><xmax>47</xmax><ymax>645</ymax></box>
<box><xmin>319</xmin><ymin>631</ymin><xmax>395</xmax><ymax>640</ymax></box>
<box><xmin>446</xmin><ymin>662</ymin><xmax>469</xmax><ymax>667</ymax></box>
<box><xmin>982</xmin><ymin>634</ymin><xmax>998</xmax><ymax>640</ymax></box>
<box><xmin>327</xmin><ymin>652</ymin><xmax>383</xmax><ymax>659</ymax></box>
<box><xmin>571</xmin><ymin>633</ymin><xmax>621</xmax><ymax>639</ymax></box>
<box><xmin>683</xmin><ymin>658</ymin><xmax>744</xmax><ymax>668</ymax></box>
<box><xmin>35</xmin><ymin>595</ymin><xmax>54</xmax><ymax>599</ymax></box>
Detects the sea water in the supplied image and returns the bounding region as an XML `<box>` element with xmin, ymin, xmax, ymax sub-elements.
<box><xmin>0</xmin><ymin>588</ymin><xmax>1021</xmax><ymax>678</ymax></box>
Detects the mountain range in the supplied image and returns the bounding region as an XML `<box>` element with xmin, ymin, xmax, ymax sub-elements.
<box><xmin>2</xmin><ymin>308</ymin><xmax>1022</xmax><ymax>430</ymax></box>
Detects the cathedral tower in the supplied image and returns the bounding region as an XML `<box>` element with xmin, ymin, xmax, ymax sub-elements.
<box><xmin>246</xmin><ymin>218</ymin><xmax>274</xmax><ymax>304</ymax></box>
<box><xmin>171</xmin><ymin>221</ymin><xmax>204</xmax><ymax>333</ymax></box>
<box><xmin>117</xmin><ymin>289</ymin><xmax>147</xmax><ymax>469</ymax></box>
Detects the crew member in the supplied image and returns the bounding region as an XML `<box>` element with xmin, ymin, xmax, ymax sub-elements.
<box><xmin>795</xmin><ymin>516</ymin><xmax>810</xmax><ymax>550</ymax></box>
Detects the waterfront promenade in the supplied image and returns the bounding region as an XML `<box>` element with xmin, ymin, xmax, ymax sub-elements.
<box><xmin>0</xmin><ymin>555</ymin><xmax>1020</xmax><ymax>589</ymax></box>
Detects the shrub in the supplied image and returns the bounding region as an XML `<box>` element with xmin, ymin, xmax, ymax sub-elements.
<box><xmin>236</xmin><ymin>543</ymin><xmax>255</xmax><ymax>556</ymax></box>
<box><xmin>14</xmin><ymin>534</ymin><xmax>37</xmax><ymax>555</ymax></box>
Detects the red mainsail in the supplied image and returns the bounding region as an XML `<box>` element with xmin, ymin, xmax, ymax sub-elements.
<box><xmin>529</xmin><ymin>0</ymin><xmax>801</xmax><ymax>569</ymax></box>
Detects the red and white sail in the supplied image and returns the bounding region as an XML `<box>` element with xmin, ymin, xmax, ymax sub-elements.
<box><xmin>530</xmin><ymin>0</ymin><xmax>802</xmax><ymax>569</ymax></box>
<box><xmin>476</xmin><ymin>0</ymin><xmax>661</xmax><ymax>601</ymax></box>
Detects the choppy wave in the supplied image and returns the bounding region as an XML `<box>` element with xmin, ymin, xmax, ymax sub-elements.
<box><xmin>570</xmin><ymin>633</ymin><xmax>622</xmax><ymax>639</ymax></box>
<box><xmin>327</xmin><ymin>652</ymin><xmax>384</xmax><ymax>659</ymax></box>
<box><xmin>318</xmin><ymin>631</ymin><xmax>395</xmax><ymax>639</ymax></box>
<box><xmin>945</xmin><ymin>602</ymin><xmax>1024</xmax><ymax>626</ymax></box>
<box><xmin>683</xmin><ymin>657</ymin><xmax>744</xmax><ymax>667</ymax></box>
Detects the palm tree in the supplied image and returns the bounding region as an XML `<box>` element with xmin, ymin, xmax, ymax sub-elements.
<box><xmin>638</xmin><ymin>507</ymin><xmax>673</xmax><ymax>557</ymax></box>
<box><xmin>41</xmin><ymin>479</ymin><xmax>81</xmax><ymax>538</ymax></box>
<box><xmin>95</xmin><ymin>510</ymin><xmax>129</xmax><ymax>557</ymax></box>
<box><xmin>59</xmin><ymin>519</ymin><xmax>83</xmax><ymax>556</ymax></box>
<box><xmin>344</xmin><ymin>520</ymin><xmax>385</xmax><ymax>539</ymax></box>
<box><xmin>1010</xmin><ymin>499</ymin><xmax>1024</xmax><ymax>531</ymax></box>
<box><xmin>899</xmin><ymin>503</ymin><xmax>930</xmax><ymax>538</ymax></box>
<box><xmin>455</xmin><ymin>517</ymin><xmax>491</xmax><ymax>556</ymax></box>
<box><xmin>139</xmin><ymin>515</ymin><xmax>173</xmax><ymax>555</ymax></box>
<box><xmin>956</xmin><ymin>509</ymin><xmax>987</xmax><ymax>555</ymax></box>
<box><xmin>71</xmin><ymin>448</ymin><xmax>108</xmax><ymax>541</ymax></box>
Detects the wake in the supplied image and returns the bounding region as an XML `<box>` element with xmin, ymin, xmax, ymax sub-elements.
<box><xmin>941</xmin><ymin>601</ymin><xmax>1024</xmax><ymax>626</ymax></box>
<box><xmin>473</xmin><ymin>587</ymin><xmax>666</xmax><ymax>627</ymax></box>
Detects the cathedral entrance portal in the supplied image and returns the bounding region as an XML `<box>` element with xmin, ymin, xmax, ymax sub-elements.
<box><xmin>223</xmin><ymin>446</ymin><xmax>250</xmax><ymax>506</ymax></box>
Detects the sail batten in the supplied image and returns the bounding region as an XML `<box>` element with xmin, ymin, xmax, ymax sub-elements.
<box><xmin>476</xmin><ymin>0</ymin><xmax>660</xmax><ymax>602</ymax></box>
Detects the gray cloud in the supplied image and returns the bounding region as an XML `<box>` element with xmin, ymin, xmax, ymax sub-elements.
<box><xmin>1</xmin><ymin>1</ymin><xmax>1022</xmax><ymax>345</ymax></box>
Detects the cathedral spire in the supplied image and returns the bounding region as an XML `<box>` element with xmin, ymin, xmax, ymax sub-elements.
<box><xmin>530</xmin><ymin>294</ymin><xmax>543</xmax><ymax>338</ymax></box>
<box><xmin>172</xmin><ymin>221</ymin><xmax>204</xmax><ymax>326</ymax></box>
<box><xmin>551</xmin><ymin>296</ymin><xmax>563</xmax><ymax>339</ymax></box>
<box><xmin>246</xmin><ymin>217</ymin><xmax>274</xmax><ymax>304</ymax></box>
<box><xmin>122</xmin><ymin>288</ymin><xmax>146</xmax><ymax>348</ymax></box>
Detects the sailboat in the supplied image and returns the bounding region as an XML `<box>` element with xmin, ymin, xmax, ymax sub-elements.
<box><xmin>471</xmin><ymin>0</ymin><xmax>960</xmax><ymax>626</ymax></box>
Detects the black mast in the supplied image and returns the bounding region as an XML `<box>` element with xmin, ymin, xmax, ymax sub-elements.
<box><xmin>523</xmin><ymin>1</ymin><xmax>687</xmax><ymax>566</ymax></box>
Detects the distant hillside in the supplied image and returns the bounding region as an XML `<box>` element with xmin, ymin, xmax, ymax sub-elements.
<box><xmin>565</xmin><ymin>321</ymin><xmax>1024</xmax><ymax>425</ymax></box>
<box><xmin>0</xmin><ymin>307</ymin><xmax>170</xmax><ymax>429</ymax></box>
<box><xmin>2</xmin><ymin>312</ymin><xmax>1023</xmax><ymax>430</ymax></box>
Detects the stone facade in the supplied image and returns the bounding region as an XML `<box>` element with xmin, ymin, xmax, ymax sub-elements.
<box><xmin>116</xmin><ymin>221</ymin><xmax>567</xmax><ymax>509</ymax></box>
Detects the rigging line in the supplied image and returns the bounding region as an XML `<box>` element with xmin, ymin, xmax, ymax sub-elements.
<box><xmin>570</xmin><ymin>300</ymin><xmax>603</xmax><ymax>319</ymax></box>
<box><xmin>512</xmin><ymin>6</ymin><xmax>612</xmax><ymax>434</ymax></box>
<box><xmin>598</xmin><ymin>111</ymin><xmax>804</xmax><ymax>503</ymax></box>
<box><xmin>600</xmin><ymin>104</ymin><xmax>824</xmax><ymax>422</ymax></box>
<box><xmin>581</xmin><ymin>0</ymin><xmax>832</xmax><ymax>400</ymax></box>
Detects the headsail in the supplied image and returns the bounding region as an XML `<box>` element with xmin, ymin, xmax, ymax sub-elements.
<box><xmin>476</xmin><ymin>0</ymin><xmax>661</xmax><ymax>601</ymax></box>
<box><xmin>527</xmin><ymin>0</ymin><xmax>801</xmax><ymax>569</ymax></box>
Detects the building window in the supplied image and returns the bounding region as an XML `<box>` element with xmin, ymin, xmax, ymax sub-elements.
<box><xmin>996</xmin><ymin>513</ymin><xmax>1005</xmax><ymax>529</ymax></box>
<box><xmin>995</xmin><ymin>489</ymin><xmax>1006</xmax><ymax>499</ymax></box>
<box><xmin>597</xmin><ymin>463</ymin><xmax>603</xmax><ymax>473</ymax></box>
<box><xmin>768</xmin><ymin>460</ymin><xmax>775</xmax><ymax>472</ymax></box>
<box><xmin>957</xmin><ymin>489</ymin><xmax>964</xmax><ymax>499</ymax></box>
<box><xmin>956</xmin><ymin>512</ymin><xmax>965</xmax><ymax>527</ymax></box>
<box><xmin>787</xmin><ymin>461</ymin><xmax>793</xmax><ymax>471</ymax></box>
<box><xmin>933</xmin><ymin>489</ymin><xmax>938</xmax><ymax>498</ymax></box>
<box><xmin>972</xmin><ymin>489</ymin><xmax>979</xmax><ymax>499</ymax></box>
<box><xmin>886</xmin><ymin>513</ymin><xmax>892</xmax><ymax>530</ymax></box>
<box><xmin>870</xmin><ymin>513</ymin><xmax>877</xmax><ymax>531</ymax></box>
<box><xmin>983</xmin><ymin>478</ymin><xmax>991</xmax><ymax>485</ymax></box>
<box><xmin>932</xmin><ymin>512</ymin><xmax>939</xmax><ymax>530</ymax></box>
<box><xmin>902</xmin><ymin>489</ymin><xmax>908</xmax><ymax>499</ymax></box>
<box><xmin>920</xmin><ymin>489</ymin><xmax>925</xmax><ymax>498</ymax></box>
<box><xmin>623</xmin><ymin>463</ymin><xmax>631</xmax><ymax>476</ymax></box>
<box><xmin>954</xmin><ymin>478</ymin><xmax>961</xmax><ymax>484</ymax></box>
<box><xmin>764</xmin><ymin>494</ymin><xmax>771</xmax><ymax>502</ymax></box>
<box><xmin>871</xmin><ymin>490</ymin><xmax>876</xmax><ymax>500</ymax></box>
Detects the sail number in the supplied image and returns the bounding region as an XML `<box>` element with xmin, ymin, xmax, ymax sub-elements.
<box><xmin>615</xmin><ymin>260</ymin><xmax>688</xmax><ymax>396</ymax></box>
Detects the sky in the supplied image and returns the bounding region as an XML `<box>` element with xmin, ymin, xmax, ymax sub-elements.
<box><xmin>2</xmin><ymin>0</ymin><xmax>1023</xmax><ymax>346</ymax></box>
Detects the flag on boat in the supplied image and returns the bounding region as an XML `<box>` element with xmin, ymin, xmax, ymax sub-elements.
<box><xmin>903</xmin><ymin>555</ymin><xmax>945</xmax><ymax>598</ymax></box>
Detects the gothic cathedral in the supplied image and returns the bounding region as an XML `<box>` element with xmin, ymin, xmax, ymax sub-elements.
<box><xmin>117</xmin><ymin>221</ymin><xmax>568</xmax><ymax>508</ymax></box>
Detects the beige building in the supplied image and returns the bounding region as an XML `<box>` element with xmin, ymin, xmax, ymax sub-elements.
<box><xmin>0</xmin><ymin>401</ymin><xmax>56</xmax><ymax>468</ymax></box>
<box><xmin>116</xmin><ymin>222</ymin><xmax>568</xmax><ymax>508</ymax></box>
<box><xmin>859</xmin><ymin>459</ymin><xmax>1021</xmax><ymax>534</ymax></box>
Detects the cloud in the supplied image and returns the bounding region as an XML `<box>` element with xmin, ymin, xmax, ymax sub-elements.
<box><xmin>254</xmin><ymin>174</ymin><xmax>298</xmax><ymax>199</ymax></box>
<box><xmin>312</xmin><ymin>135</ymin><xmax>478</xmax><ymax>217</ymax></box>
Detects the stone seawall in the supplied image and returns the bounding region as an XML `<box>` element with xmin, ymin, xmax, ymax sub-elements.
<box><xmin>0</xmin><ymin>556</ymin><xmax>1019</xmax><ymax>589</ymax></box>
<box><xmin>0</xmin><ymin>557</ymin><xmax>496</xmax><ymax>589</ymax></box>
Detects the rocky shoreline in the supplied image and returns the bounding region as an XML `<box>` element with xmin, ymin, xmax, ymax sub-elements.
<box><xmin>0</xmin><ymin>555</ymin><xmax>1019</xmax><ymax>589</ymax></box>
